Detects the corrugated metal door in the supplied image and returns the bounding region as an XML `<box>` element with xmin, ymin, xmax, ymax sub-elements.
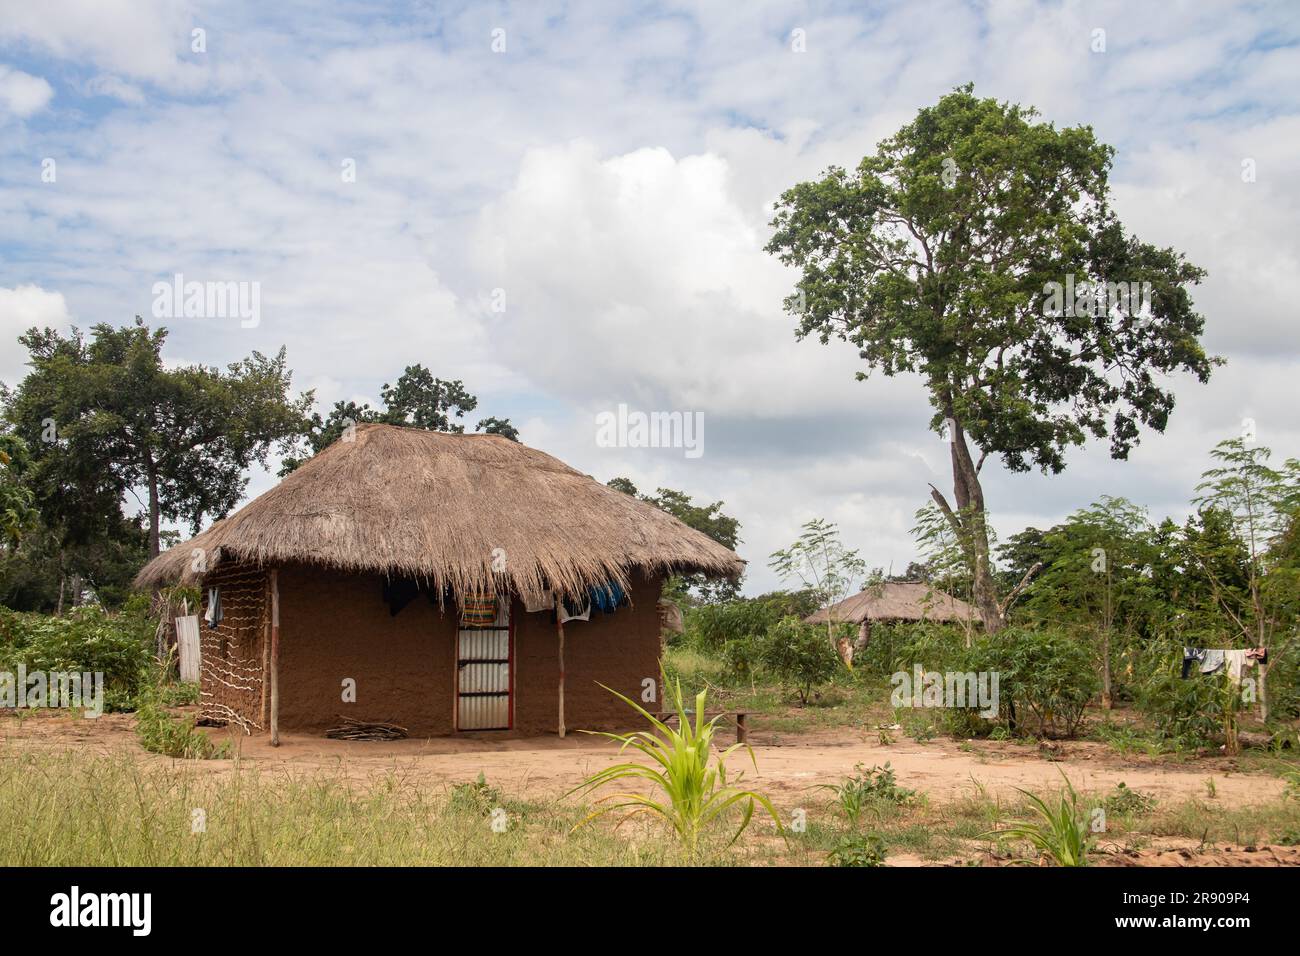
<box><xmin>456</xmin><ymin>600</ymin><xmax>512</xmax><ymax>730</ymax></box>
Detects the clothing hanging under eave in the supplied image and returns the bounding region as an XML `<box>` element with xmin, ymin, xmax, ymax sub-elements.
<box><xmin>204</xmin><ymin>587</ymin><xmax>222</xmax><ymax>629</ymax></box>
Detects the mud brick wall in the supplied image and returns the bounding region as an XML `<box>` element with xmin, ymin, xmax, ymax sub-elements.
<box><xmin>267</xmin><ymin>562</ymin><xmax>664</xmax><ymax>737</ymax></box>
<box><xmin>199</xmin><ymin>563</ymin><xmax>269</xmax><ymax>733</ymax></box>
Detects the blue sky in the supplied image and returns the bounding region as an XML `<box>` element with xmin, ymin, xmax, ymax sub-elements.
<box><xmin>1</xmin><ymin>0</ymin><xmax>1298</xmax><ymax>593</ymax></box>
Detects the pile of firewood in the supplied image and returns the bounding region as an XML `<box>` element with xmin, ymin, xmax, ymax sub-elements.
<box><xmin>324</xmin><ymin>717</ymin><xmax>409</xmax><ymax>741</ymax></box>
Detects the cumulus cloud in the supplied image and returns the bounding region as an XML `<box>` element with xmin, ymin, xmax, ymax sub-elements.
<box><xmin>0</xmin><ymin>284</ymin><xmax>71</xmax><ymax>386</ymax></box>
<box><xmin>0</xmin><ymin>0</ymin><xmax>199</xmax><ymax>85</ymax></box>
<box><xmin>0</xmin><ymin>64</ymin><xmax>52</xmax><ymax>116</ymax></box>
<box><xmin>475</xmin><ymin>140</ymin><xmax>866</xmax><ymax>416</ymax></box>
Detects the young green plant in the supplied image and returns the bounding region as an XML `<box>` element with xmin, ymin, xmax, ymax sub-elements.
<box><xmin>988</xmin><ymin>772</ymin><xmax>1093</xmax><ymax>867</ymax></box>
<box><xmin>568</xmin><ymin>679</ymin><xmax>783</xmax><ymax>857</ymax></box>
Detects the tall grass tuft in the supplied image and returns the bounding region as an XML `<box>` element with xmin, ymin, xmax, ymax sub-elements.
<box><xmin>989</xmin><ymin>773</ymin><xmax>1093</xmax><ymax>866</ymax></box>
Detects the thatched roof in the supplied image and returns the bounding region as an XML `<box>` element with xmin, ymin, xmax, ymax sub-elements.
<box><xmin>805</xmin><ymin>582</ymin><xmax>977</xmax><ymax>625</ymax></box>
<box><xmin>134</xmin><ymin>424</ymin><xmax>744</xmax><ymax>599</ymax></box>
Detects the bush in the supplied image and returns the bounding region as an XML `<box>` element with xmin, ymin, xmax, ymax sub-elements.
<box><xmin>853</xmin><ymin>620</ymin><xmax>971</xmax><ymax>677</ymax></box>
<box><xmin>720</xmin><ymin>634</ymin><xmax>759</xmax><ymax>684</ymax></box>
<box><xmin>0</xmin><ymin>599</ymin><xmax>155</xmax><ymax>711</ymax></box>
<box><xmin>686</xmin><ymin>600</ymin><xmax>781</xmax><ymax>654</ymax></box>
<box><xmin>683</xmin><ymin>589</ymin><xmax>822</xmax><ymax>654</ymax></box>
<box><xmin>1135</xmin><ymin>664</ymin><xmax>1222</xmax><ymax>751</ymax></box>
<box><xmin>134</xmin><ymin>684</ymin><xmax>228</xmax><ymax>759</ymax></box>
<box><xmin>965</xmin><ymin>626</ymin><xmax>1099</xmax><ymax>739</ymax></box>
<box><xmin>827</xmin><ymin>833</ymin><xmax>888</xmax><ymax>867</ymax></box>
<box><xmin>756</xmin><ymin>616</ymin><xmax>840</xmax><ymax>705</ymax></box>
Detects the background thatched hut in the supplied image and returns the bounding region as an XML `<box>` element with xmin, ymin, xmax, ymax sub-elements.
<box><xmin>806</xmin><ymin>581</ymin><xmax>978</xmax><ymax>654</ymax></box>
<box><xmin>135</xmin><ymin>424</ymin><xmax>742</xmax><ymax>739</ymax></box>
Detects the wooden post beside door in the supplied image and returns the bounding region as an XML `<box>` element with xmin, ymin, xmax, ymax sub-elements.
<box><xmin>556</xmin><ymin>614</ymin><xmax>566</xmax><ymax>739</ymax></box>
<box><xmin>270</xmin><ymin>568</ymin><xmax>281</xmax><ymax>747</ymax></box>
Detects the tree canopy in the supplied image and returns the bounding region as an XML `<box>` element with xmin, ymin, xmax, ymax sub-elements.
<box><xmin>4</xmin><ymin>318</ymin><xmax>312</xmax><ymax>558</ymax></box>
<box><xmin>282</xmin><ymin>364</ymin><xmax>518</xmax><ymax>474</ymax></box>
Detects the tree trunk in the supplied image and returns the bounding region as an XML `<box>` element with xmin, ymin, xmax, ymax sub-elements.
<box><xmin>1254</xmin><ymin>590</ymin><xmax>1269</xmax><ymax>722</ymax></box>
<box><xmin>1100</xmin><ymin>628</ymin><xmax>1113</xmax><ymax>709</ymax></box>
<box><xmin>931</xmin><ymin>409</ymin><xmax>1005</xmax><ymax>634</ymax></box>
<box><xmin>146</xmin><ymin>458</ymin><xmax>161</xmax><ymax>558</ymax></box>
<box><xmin>1258</xmin><ymin>662</ymin><xmax>1268</xmax><ymax>722</ymax></box>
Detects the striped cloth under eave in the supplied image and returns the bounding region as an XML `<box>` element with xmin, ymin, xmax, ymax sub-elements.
<box><xmin>459</xmin><ymin>594</ymin><xmax>497</xmax><ymax>628</ymax></box>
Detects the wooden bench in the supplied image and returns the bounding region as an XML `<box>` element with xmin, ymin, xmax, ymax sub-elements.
<box><xmin>655</xmin><ymin>709</ymin><xmax>749</xmax><ymax>743</ymax></box>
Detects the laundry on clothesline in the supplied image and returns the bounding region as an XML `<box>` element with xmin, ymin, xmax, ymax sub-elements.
<box><xmin>1180</xmin><ymin>646</ymin><xmax>1267</xmax><ymax>686</ymax></box>
<box><xmin>1180</xmin><ymin>646</ymin><xmax>1206</xmax><ymax>678</ymax></box>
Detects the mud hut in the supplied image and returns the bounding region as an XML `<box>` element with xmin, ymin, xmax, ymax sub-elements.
<box><xmin>806</xmin><ymin>582</ymin><xmax>978</xmax><ymax>659</ymax></box>
<box><xmin>135</xmin><ymin>424</ymin><xmax>743</xmax><ymax>740</ymax></box>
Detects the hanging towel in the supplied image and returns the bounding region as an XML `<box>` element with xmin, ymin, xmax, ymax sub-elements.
<box><xmin>1200</xmin><ymin>649</ymin><xmax>1226</xmax><ymax>675</ymax></box>
<box><xmin>558</xmin><ymin>596</ymin><xmax>590</xmax><ymax>624</ymax></box>
<box><xmin>1246</xmin><ymin>647</ymin><xmax>1268</xmax><ymax>665</ymax></box>
<box><xmin>460</xmin><ymin>594</ymin><xmax>498</xmax><ymax>628</ymax></box>
<box><xmin>204</xmin><ymin>587</ymin><xmax>222</xmax><ymax>629</ymax></box>
<box><xmin>522</xmin><ymin>590</ymin><xmax>555</xmax><ymax>613</ymax></box>
<box><xmin>589</xmin><ymin>581</ymin><xmax>628</xmax><ymax>614</ymax></box>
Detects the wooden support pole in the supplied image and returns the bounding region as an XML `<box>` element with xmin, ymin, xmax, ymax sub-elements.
<box><xmin>270</xmin><ymin>568</ymin><xmax>281</xmax><ymax>747</ymax></box>
<box><xmin>556</xmin><ymin>614</ymin><xmax>566</xmax><ymax>739</ymax></box>
<box><xmin>260</xmin><ymin>576</ymin><xmax>271</xmax><ymax>729</ymax></box>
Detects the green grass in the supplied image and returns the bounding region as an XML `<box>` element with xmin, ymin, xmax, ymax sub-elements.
<box><xmin>0</xmin><ymin>749</ymin><xmax>696</xmax><ymax>866</ymax></box>
<box><xmin>987</xmin><ymin>776</ymin><xmax>1093</xmax><ymax>866</ymax></box>
<box><xmin>1143</xmin><ymin>796</ymin><xmax>1300</xmax><ymax>846</ymax></box>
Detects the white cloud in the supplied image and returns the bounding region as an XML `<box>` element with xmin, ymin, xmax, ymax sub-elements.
<box><xmin>0</xmin><ymin>285</ymin><xmax>71</xmax><ymax>386</ymax></box>
<box><xmin>85</xmin><ymin>74</ymin><xmax>145</xmax><ymax>105</ymax></box>
<box><xmin>475</xmin><ymin>140</ymin><xmax>865</xmax><ymax>417</ymax></box>
<box><xmin>0</xmin><ymin>64</ymin><xmax>52</xmax><ymax>116</ymax></box>
<box><xmin>0</xmin><ymin>0</ymin><xmax>198</xmax><ymax>84</ymax></box>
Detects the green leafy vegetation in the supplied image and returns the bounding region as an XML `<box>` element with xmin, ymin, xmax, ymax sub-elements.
<box><xmin>0</xmin><ymin>598</ymin><xmax>154</xmax><ymax>711</ymax></box>
<box><xmin>827</xmin><ymin>833</ymin><xmax>888</xmax><ymax>867</ymax></box>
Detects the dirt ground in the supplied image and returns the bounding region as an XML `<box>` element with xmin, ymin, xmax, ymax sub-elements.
<box><xmin>3</xmin><ymin>710</ymin><xmax>1290</xmax><ymax>809</ymax></box>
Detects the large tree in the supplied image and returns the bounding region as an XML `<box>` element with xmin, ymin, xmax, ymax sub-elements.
<box><xmin>767</xmin><ymin>85</ymin><xmax>1218</xmax><ymax>632</ymax></box>
<box><xmin>5</xmin><ymin>318</ymin><xmax>312</xmax><ymax>558</ymax></box>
